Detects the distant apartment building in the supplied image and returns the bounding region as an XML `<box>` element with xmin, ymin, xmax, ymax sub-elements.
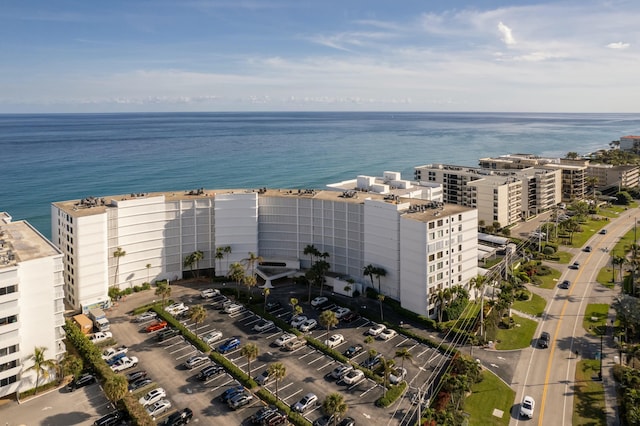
<box><xmin>619</xmin><ymin>136</ymin><xmax>640</xmax><ymax>154</ymax></box>
<box><xmin>52</xmin><ymin>185</ymin><xmax>477</xmax><ymax>318</ymax></box>
<box><xmin>0</xmin><ymin>212</ymin><xmax>65</xmax><ymax>398</ymax></box>
<box><xmin>586</xmin><ymin>163</ymin><xmax>640</xmax><ymax>190</ymax></box>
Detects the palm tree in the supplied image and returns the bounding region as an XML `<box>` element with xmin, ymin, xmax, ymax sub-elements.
<box><xmin>612</xmin><ymin>254</ymin><xmax>627</xmax><ymax>283</ymax></box>
<box><xmin>192</xmin><ymin>250</ymin><xmax>204</xmax><ymax>278</ymax></box>
<box><xmin>470</xmin><ymin>274</ymin><xmax>488</xmax><ymax>337</ymax></box>
<box><xmin>319</xmin><ymin>310</ymin><xmax>338</xmax><ymax>339</ymax></box>
<box><xmin>113</xmin><ymin>247</ymin><xmax>126</xmax><ymax>288</ymax></box>
<box><xmin>303</xmin><ymin>244</ymin><xmax>320</xmax><ymax>269</ymax></box>
<box><xmin>155</xmin><ymin>282</ymin><xmax>171</xmax><ymax>307</ymax></box>
<box><xmin>268</xmin><ymin>362</ymin><xmax>286</xmax><ymax>401</ymax></box>
<box><xmin>380</xmin><ymin>357</ymin><xmax>396</xmax><ymax>396</ymax></box>
<box><xmin>263</xmin><ymin>288</ymin><xmax>271</xmax><ymax>311</ymax></box>
<box><xmin>309</xmin><ymin>259</ymin><xmax>330</xmax><ymax>296</ymax></box>
<box><xmin>241</xmin><ymin>343</ymin><xmax>259</xmax><ymax>379</ymax></box>
<box><xmin>183</xmin><ymin>253</ymin><xmax>195</xmax><ymax>276</ymax></box>
<box><xmin>146</xmin><ymin>263</ymin><xmax>152</xmax><ymax>284</ymax></box>
<box><xmin>223</xmin><ymin>246</ymin><xmax>232</xmax><ymax>271</ymax></box>
<box><xmin>322</xmin><ymin>392</ymin><xmax>348</xmax><ymax>426</ymax></box>
<box><xmin>189</xmin><ymin>304</ymin><xmax>207</xmax><ymax>338</ymax></box>
<box><xmin>103</xmin><ymin>374</ymin><xmax>128</xmax><ymax>404</ymax></box>
<box><xmin>228</xmin><ymin>262</ymin><xmax>245</xmax><ymax>299</ymax></box>
<box><xmin>244</xmin><ymin>252</ymin><xmax>263</xmax><ymax>278</ymax></box>
<box><xmin>215</xmin><ymin>247</ymin><xmax>225</xmax><ymax>275</ymax></box>
<box><xmin>377</xmin><ymin>294</ymin><xmax>385</xmax><ymax>321</ymax></box>
<box><xmin>436</xmin><ymin>289</ymin><xmax>446</xmax><ymax>323</ymax></box>
<box><xmin>363</xmin><ymin>264</ymin><xmax>376</xmax><ymax>290</ymax></box>
<box><xmin>243</xmin><ymin>274</ymin><xmax>257</xmax><ymax>297</ymax></box>
<box><xmin>26</xmin><ymin>347</ymin><xmax>56</xmax><ymax>394</ymax></box>
<box><xmin>373</xmin><ymin>266</ymin><xmax>387</xmax><ymax>294</ymax></box>
<box><xmin>290</xmin><ymin>298</ymin><xmax>299</xmax><ymax>314</ymax></box>
<box><xmin>394</xmin><ymin>347</ymin><xmax>413</xmax><ymax>370</ymax></box>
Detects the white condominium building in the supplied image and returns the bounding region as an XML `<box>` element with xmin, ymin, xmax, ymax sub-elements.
<box><xmin>0</xmin><ymin>212</ymin><xmax>65</xmax><ymax>398</ymax></box>
<box><xmin>52</xmin><ymin>188</ymin><xmax>477</xmax><ymax>318</ymax></box>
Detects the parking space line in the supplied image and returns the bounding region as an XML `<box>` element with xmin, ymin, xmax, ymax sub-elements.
<box><xmin>229</xmin><ymin>310</ymin><xmax>248</xmax><ymax>319</ymax></box>
<box><xmin>359</xmin><ymin>382</ymin><xmax>379</xmax><ymax>398</ymax></box>
<box><xmin>281</xmin><ymin>388</ymin><xmax>303</xmax><ymax>403</ymax></box>
<box><xmin>209</xmin><ymin>377</ymin><xmax>236</xmax><ymax>391</ymax></box>
<box><xmin>244</xmin><ymin>317</ymin><xmax>262</xmax><ymax>326</ymax></box>
<box><xmin>265</xmin><ymin>329</ymin><xmax>282</xmax><ymax>340</ymax></box>
<box><xmin>307</xmin><ymin>354</ymin><xmax>325</xmax><ymax>365</ymax></box>
<box><xmin>406</xmin><ymin>343</ymin><xmax>418</xmax><ymax>352</ymax></box>
<box><xmin>416</xmin><ymin>347</ymin><xmax>430</xmax><ymax>358</ymax></box>
<box><xmin>176</xmin><ymin>349</ymin><xmax>197</xmax><ymax>360</ymax></box>
<box><xmin>169</xmin><ymin>345</ymin><xmax>192</xmax><ymax>355</ymax></box>
<box><xmin>165</xmin><ymin>337</ymin><xmax>186</xmax><ymax>349</ymax></box>
<box><xmin>395</xmin><ymin>338</ymin><xmax>409</xmax><ymax>347</ymax></box>
<box><xmin>316</xmin><ymin>360</ymin><xmax>335</xmax><ymax>371</ymax></box>
<box><xmin>298</xmin><ymin>349</ymin><xmax>316</xmax><ymax>359</ymax></box>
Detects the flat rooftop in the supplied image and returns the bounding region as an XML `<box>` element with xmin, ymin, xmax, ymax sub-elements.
<box><xmin>0</xmin><ymin>215</ymin><xmax>61</xmax><ymax>268</ymax></box>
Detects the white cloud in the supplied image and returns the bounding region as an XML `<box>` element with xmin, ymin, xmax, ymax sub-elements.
<box><xmin>497</xmin><ymin>21</ymin><xmax>516</xmax><ymax>45</ymax></box>
<box><xmin>607</xmin><ymin>42</ymin><xmax>630</xmax><ymax>49</ymax></box>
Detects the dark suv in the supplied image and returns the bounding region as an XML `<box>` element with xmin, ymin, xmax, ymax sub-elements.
<box><xmin>67</xmin><ymin>373</ymin><xmax>96</xmax><ymax>392</ymax></box>
<box><xmin>538</xmin><ymin>331</ymin><xmax>550</xmax><ymax>348</ymax></box>
<box><xmin>157</xmin><ymin>328</ymin><xmax>180</xmax><ymax>341</ymax></box>
<box><xmin>159</xmin><ymin>408</ymin><xmax>193</xmax><ymax>426</ymax></box>
<box><xmin>94</xmin><ymin>410</ymin><xmax>127</xmax><ymax>426</ymax></box>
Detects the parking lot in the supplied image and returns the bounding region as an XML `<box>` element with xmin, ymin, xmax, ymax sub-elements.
<box><xmin>107</xmin><ymin>287</ymin><xmax>449</xmax><ymax>425</ymax></box>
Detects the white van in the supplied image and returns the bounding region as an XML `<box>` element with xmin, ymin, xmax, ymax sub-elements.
<box><xmin>224</xmin><ymin>303</ymin><xmax>244</xmax><ymax>314</ymax></box>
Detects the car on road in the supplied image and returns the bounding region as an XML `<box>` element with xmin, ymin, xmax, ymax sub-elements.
<box><xmin>67</xmin><ymin>373</ymin><xmax>96</xmax><ymax>392</ymax></box>
<box><xmin>133</xmin><ymin>311</ymin><xmax>157</xmax><ymax>323</ymax></box>
<box><xmin>343</xmin><ymin>344</ymin><xmax>364</xmax><ymax>358</ymax></box>
<box><xmin>110</xmin><ymin>356</ymin><xmax>139</xmax><ymax>372</ymax></box>
<box><xmin>538</xmin><ymin>331</ymin><xmax>550</xmax><ymax>348</ymax></box>
<box><xmin>334</xmin><ymin>307</ymin><xmax>351</xmax><ymax>319</ymax></box>
<box><xmin>128</xmin><ymin>377</ymin><xmax>153</xmax><ymax>392</ymax></box>
<box><xmin>139</xmin><ymin>387</ymin><xmax>167</xmax><ymax>407</ymax></box>
<box><xmin>290</xmin><ymin>315</ymin><xmax>308</xmax><ymax>328</ymax></box>
<box><xmin>292</xmin><ymin>392</ymin><xmax>318</xmax><ymax>412</ymax></box>
<box><xmin>146</xmin><ymin>320</ymin><xmax>168</xmax><ymax>333</ymax></box>
<box><xmin>265</xmin><ymin>301</ymin><xmax>282</xmax><ymax>312</ymax></box>
<box><xmin>378</xmin><ymin>328</ymin><xmax>398</xmax><ymax>341</ymax></box>
<box><xmin>341</xmin><ymin>369</ymin><xmax>365</xmax><ymax>385</ymax></box>
<box><xmin>311</xmin><ymin>296</ymin><xmax>328</xmax><ymax>307</ymax></box>
<box><xmin>559</xmin><ymin>280</ymin><xmax>570</xmax><ymax>289</ymax></box>
<box><xmin>299</xmin><ymin>319</ymin><xmax>318</xmax><ymax>332</ymax></box>
<box><xmin>200</xmin><ymin>288</ymin><xmax>220</xmax><ymax>298</ymax></box>
<box><xmin>390</xmin><ymin>367</ymin><xmax>407</xmax><ymax>384</ymax></box>
<box><xmin>273</xmin><ymin>332</ymin><xmax>297</xmax><ymax>347</ymax></box>
<box><xmin>158</xmin><ymin>408</ymin><xmax>193</xmax><ymax>426</ymax></box>
<box><xmin>89</xmin><ymin>331</ymin><xmax>113</xmax><ymax>344</ymax></box>
<box><xmin>253</xmin><ymin>320</ymin><xmax>275</xmax><ymax>332</ymax></box>
<box><xmin>157</xmin><ymin>328</ymin><xmax>180</xmax><ymax>342</ymax></box>
<box><xmin>325</xmin><ymin>334</ymin><xmax>345</xmax><ymax>348</ymax></box>
<box><xmin>341</xmin><ymin>312</ymin><xmax>361</xmax><ymax>323</ymax></box>
<box><xmin>197</xmin><ymin>364</ymin><xmax>225</xmax><ymax>381</ymax></box>
<box><xmin>146</xmin><ymin>399</ymin><xmax>172</xmax><ymax>419</ymax></box>
<box><xmin>360</xmin><ymin>354</ymin><xmax>383</xmax><ymax>369</ymax></box>
<box><xmin>584</xmin><ymin>246</ymin><xmax>592</xmax><ymax>252</ymax></box>
<box><xmin>218</xmin><ymin>338</ymin><xmax>241</xmax><ymax>354</ymax></box>
<box><xmin>184</xmin><ymin>354</ymin><xmax>209</xmax><ymax>369</ymax></box>
<box><xmin>202</xmin><ymin>330</ymin><xmax>224</xmax><ymax>345</ymax></box>
<box><xmin>284</xmin><ymin>337</ymin><xmax>307</xmax><ymax>351</ymax></box>
<box><xmin>219</xmin><ymin>386</ymin><xmax>246</xmax><ymax>403</ymax></box>
<box><xmin>571</xmin><ymin>261</ymin><xmax>580</xmax><ymax>270</ymax></box>
<box><xmin>255</xmin><ymin>369</ymin><xmax>271</xmax><ymax>385</ymax></box>
<box><xmin>125</xmin><ymin>370</ymin><xmax>147</xmax><ymax>383</ymax></box>
<box><xmin>228</xmin><ymin>392</ymin><xmax>254</xmax><ymax>410</ymax></box>
<box><xmin>600</xmin><ymin>229</ymin><xmax>607</xmax><ymax>235</ymax></box>
<box><xmin>520</xmin><ymin>395</ymin><xmax>535</xmax><ymax>418</ymax></box>
<box><xmin>367</xmin><ymin>323</ymin><xmax>386</xmax><ymax>336</ymax></box>
<box><xmin>330</xmin><ymin>364</ymin><xmax>353</xmax><ymax>380</ymax></box>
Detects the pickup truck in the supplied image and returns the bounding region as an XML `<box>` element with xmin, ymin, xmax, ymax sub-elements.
<box><xmin>110</xmin><ymin>356</ymin><xmax>139</xmax><ymax>372</ymax></box>
<box><xmin>101</xmin><ymin>346</ymin><xmax>128</xmax><ymax>361</ymax></box>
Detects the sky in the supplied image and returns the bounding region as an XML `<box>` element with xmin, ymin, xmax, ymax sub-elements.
<box><xmin>1</xmin><ymin>0</ymin><xmax>638</xmax><ymax>113</ymax></box>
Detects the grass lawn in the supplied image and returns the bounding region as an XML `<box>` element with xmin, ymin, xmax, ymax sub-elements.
<box><xmin>596</xmin><ymin>266</ymin><xmax>617</xmax><ymax>289</ymax></box>
<box><xmin>573</xmin><ymin>359</ymin><xmax>606</xmax><ymax>426</ymax></box>
<box><xmin>567</xmin><ymin>218</ymin><xmax>610</xmax><ymax>248</ymax></box>
<box><xmin>546</xmin><ymin>250</ymin><xmax>573</xmax><ymax>264</ymax></box>
<box><xmin>513</xmin><ymin>293</ymin><xmax>546</xmax><ymax>317</ymax></box>
<box><xmin>466</xmin><ymin>370</ymin><xmax>515</xmax><ymax>426</ymax></box>
<box><xmin>536</xmin><ymin>267</ymin><xmax>562</xmax><ymax>289</ymax></box>
<box><xmin>495</xmin><ymin>314</ymin><xmax>538</xmax><ymax>350</ymax></box>
<box><xmin>613</xmin><ymin>228</ymin><xmax>637</xmax><ymax>256</ymax></box>
<box><xmin>582</xmin><ymin>304</ymin><xmax>609</xmax><ymax>336</ymax></box>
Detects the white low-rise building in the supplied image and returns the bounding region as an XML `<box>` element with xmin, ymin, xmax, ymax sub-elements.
<box><xmin>0</xmin><ymin>212</ymin><xmax>65</xmax><ymax>398</ymax></box>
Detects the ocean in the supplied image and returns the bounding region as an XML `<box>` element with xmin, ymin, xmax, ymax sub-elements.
<box><xmin>2</xmin><ymin>111</ymin><xmax>639</xmax><ymax>239</ymax></box>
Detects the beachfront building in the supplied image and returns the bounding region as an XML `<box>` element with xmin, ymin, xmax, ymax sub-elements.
<box><xmin>0</xmin><ymin>212</ymin><xmax>65</xmax><ymax>398</ymax></box>
<box><xmin>52</xmin><ymin>187</ymin><xmax>477</xmax><ymax>318</ymax></box>
<box><xmin>619</xmin><ymin>136</ymin><xmax>640</xmax><ymax>154</ymax></box>
<box><xmin>586</xmin><ymin>163</ymin><xmax>640</xmax><ymax>191</ymax></box>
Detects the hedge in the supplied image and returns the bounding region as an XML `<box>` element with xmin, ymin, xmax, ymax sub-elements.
<box><xmin>255</xmin><ymin>389</ymin><xmax>312</xmax><ymax>426</ymax></box>
<box><xmin>375</xmin><ymin>381</ymin><xmax>408</xmax><ymax>407</ymax></box>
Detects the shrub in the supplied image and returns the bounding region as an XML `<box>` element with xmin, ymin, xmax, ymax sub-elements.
<box><xmin>141</xmin><ymin>282</ymin><xmax>151</xmax><ymax>291</ymax></box>
<box><xmin>376</xmin><ymin>381</ymin><xmax>407</xmax><ymax>407</ymax></box>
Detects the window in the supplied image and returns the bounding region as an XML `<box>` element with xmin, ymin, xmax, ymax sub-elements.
<box><xmin>0</xmin><ymin>375</ymin><xmax>17</xmax><ymax>388</ymax></box>
<box><xmin>0</xmin><ymin>344</ymin><xmax>19</xmax><ymax>357</ymax></box>
<box><xmin>0</xmin><ymin>285</ymin><xmax>17</xmax><ymax>296</ymax></box>
<box><xmin>0</xmin><ymin>315</ymin><xmax>18</xmax><ymax>326</ymax></box>
<box><xmin>0</xmin><ymin>359</ymin><xmax>18</xmax><ymax>372</ymax></box>
<box><xmin>437</xmin><ymin>219</ymin><xmax>443</xmax><ymax>226</ymax></box>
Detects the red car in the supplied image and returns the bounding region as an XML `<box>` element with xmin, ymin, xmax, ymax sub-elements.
<box><xmin>146</xmin><ymin>320</ymin><xmax>168</xmax><ymax>332</ymax></box>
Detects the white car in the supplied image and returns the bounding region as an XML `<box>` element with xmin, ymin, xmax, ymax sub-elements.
<box><xmin>389</xmin><ymin>367</ymin><xmax>407</xmax><ymax>384</ymax></box>
<box><xmin>367</xmin><ymin>323</ymin><xmax>386</xmax><ymax>336</ymax></box>
<box><xmin>342</xmin><ymin>369</ymin><xmax>365</xmax><ymax>385</ymax></box>
<box><xmin>110</xmin><ymin>356</ymin><xmax>139</xmax><ymax>372</ymax></box>
<box><xmin>184</xmin><ymin>354</ymin><xmax>209</xmax><ymax>369</ymax></box>
<box><xmin>138</xmin><ymin>387</ymin><xmax>166</xmax><ymax>407</ymax></box>
<box><xmin>520</xmin><ymin>395</ymin><xmax>535</xmax><ymax>418</ymax></box>
<box><xmin>200</xmin><ymin>288</ymin><xmax>220</xmax><ymax>298</ymax></box>
<box><xmin>253</xmin><ymin>320</ymin><xmax>275</xmax><ymax>332</ymax></box>
<box><xmin>224</xmin><ymin>303</ymin><xmax>245</xmax><ymax>314</ymax></box>
<box><xmin>89</xmin><ymin>331</ymin><xmax>113</xmax><ymax>344</ymax></box>
<box><xmin>311</xmin><ymin>296</ymin><xmax>328</xmax><ymax>307</ymax></box>
<box><xmin>202</xmin><ymin>330</ymin><xmax>223</xmax><ymax>345</ymax></box>
<box><xmin>325</xmin><ymin>334</ymin><xmax>345</xmax><ymax>348</ymax></box>
<box><xmin>146</xmin><ymin>399</ymin><xmax>172</xmax><ymax>418</ymax></box>
<box><xmin>292</xmin><ymin>392</ymin><xmax>318</xmax><ymax>412</ymax></box>
<box><xmin>290</xmin><ymin>315</ymin><xmax>308</xmax><ymax>328</ymax></box>
<box><xmin>164</xmin><ymin>302</ymin><xmax>186</xmax><ymax>314</ymax></box>
<box><xmin>101</xmin><ymin>346</ymin><xmax>128</xmax><ymax>361</ymax></box>
<box><xmin>330</xmin><ymin>364</ymin><xmax>353</xmax><ymax>380</ymax></box>
<box><xmin>299</xmin><ymin>319</ymin><xmax>318</xmax><ymax>332</ymax></box>
<box><xmin>334</xmin><ymin>307</ymin><xmax>351</xmax><ymax>319</ymax></box>
<box><xmin>378</xmin><ymin>328</ymin><xmax>397</xmax><ymax>341</ymax></box>
<box><xmin>133</xmin><ymin>311</ymin><xmax>157</xmax><ymax>323</ymax></box>
<box><xmin>274</xmin><ymin>333</ymin><xmax>298</xmax><ymax>347</ymax></box>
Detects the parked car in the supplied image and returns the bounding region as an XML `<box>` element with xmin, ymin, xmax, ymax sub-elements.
<box><xmin>389</xmin><ymin>367</ymin><xmax>407</xmax><ymax>384</ymax></box>
<box><xmin>67</xmin><ymin>373</ymin><xmax>96</xmax><ymax>392</ymax></box>
<box><xmin>210</xmin><ymin>296</ymin><xmax>229</xmax><ymax>309</ymax></box>
<box><xmin>139</xmin><ymin>387</ymin><xmax>167</xmax><ymax>407</ymax></box>
<box><xmin>520</xmin><ymin>395</ymin><xmax>535</xmax><ymax>418</ymax></box>
<box><xmin>146</xmin><ymin>399</ymin><xmax>172</xmax><ymax>418</ymax></box>
<box><xmin>110</xmin><ymin>356</ymin><xmax>139</xmax><ymax>372</ymax></box>
<box><xmin>311</xmin><ymin>296</ymin><xmax>328</xmax><ymax>307</ymax></box>
<box><xmin>343</xmin><ymin>344</ymin><xmax>364</xmax><ymax>358</ymax></box>
<box><xmin>378</xmin><ymin>328</ymin><xmax>397</xmax><ymax>341</ymax></box>
<box><xmin>158</xmin><ymin>408</ymin><xmax>193</xmax><ymax>426</ymax></box>
<box><xmin>342</xmin><ymin>369</ymin><xmax>365</xmax><ymax>385</ymax></box>
<box><xmin>262</xmin><ymin>412</ymin><xmax>288</xmax><ymax>426</ymax></box>
<box><xmin>360</xmin><ymin>354</ymin><xmax>382</xmax><ymax>369</ymax></box>
<box><xmin>128</xmin><ymin>377</ymin><xmax>153</xmax><ymax>392</ymax></box>
<box><xmin>146</xmin><ymin>320</ymin><xmax>168</xmax><ymax>333</ymax></box>
<box><xmin>290</xmin><ymin>315</ymin><xmax>308</xmax><ymax>328</ymax></box>
<box><xmin>105</xmin><ymin>353</ymin><xmax>128</xmax><ymax>366</ymax></box>
<box><xmin>133</xmin><ymin>311</ymin><xmax>157</xmax><ymax>323</ymax></box>
<box><xmin>334</xmin><ymin>307</ymin><xmax>351</xmax><ymax>319</ymax></box>
<box><xmin>164</xmin><ymin>302</ymin><xmax>186</xmax><ymax>314</ymax></box>
<box><xmin>228</xmin><ymin>392</ymin><xmax>254</xmax><ymax>410</ymax></box>
<box><xmin>219</xmin><ymin>386</ymin><xmax>246</xmax><ymax>403</ymax></box>
<box><xmin>283</xmin><ymin>337</ymin><xmax>307</xmax><ymax>351</ymax></box>
<box><xmin>255</xmin><ymin>369</ymin><xmax>271</xmax><ymax>385</ymax></box>
<box><xmin>299</xmin><ymin>319</ymin><xmax>318</xmax><ymax>332</ymax></box>
<box><xmin>93</xmin><ymin>410</ymin><xmax>128</xmax><ymax>426</ymax></box>
<box><xmin>292</xmin><ymin>392</ymin><xmax>318</xmax><ymax>412</ymax></box>
<box><xmin>200</xmin><ymin>288</ymin><xmax>220</xmax><ymax>298</ymax></box>
<box><xmin>265</xmin><ymin>301</ymin><xmax>282</xmax><ymax>312</ymax></box>
<box><xmin>273</xmin><ymin>332</ymin><xmax>297</xmax><ymax>347</ymax></box>
<box><xmin>202</xmin><ymin>330</ymin><xmax>224</xmax><ymax>345</ymax></box>
<box><xmin>125</xmin><ymin>370</ymin><xmax>147</xmax><ymax>383</ymax></box>
<box><xmin>89</xmin><ymin>331</ymin><xmax>113</xmax><ymax>344</ymax></box>
<box><xmin>338</xmin><ymin>417</ymin><xmax>356</xmax><ymax>426</ymax></box>
<box><xmin>325</xmin><ymin>334</ymin><xmax>345</xmax><ymax>348</ymax></box>
<box><xmin>538</xmin><ymin>331</ymin><xmax>550</xmax><ymax>348</ymax></box>
<box><xmin>251</xmin><ymin>407</ymin><xmax>277</xmax><ymax>424</ymax></box>
<box><xmin>218</xmin><ymin>338</ymin><xmax>241</xmax><ymax>354</ymax></box>
<box><xmin>157</xmin><ymin>328</ymin><xmax>180</xmax><ymax>342</ymax></box>
<box><xmin>330</xmin><ymin>364</ymin><xmax>353</xmax><ymax>380</ymax></box>
<box><xmin>184</xmin><ymin>354</ymin><xmax>209</xmax><ymax>369</ymax></box>
<box><xmin>253</xmin><ymin>320</ymin><xmax>275</xmax><ymax>332</ymax></box>
<box><xmin>559</xmin><ymin>280</ymin><xmax>570</xmax><ymax>289</ymax></box>
<box><xmin>101</xmin><ymin>346</ymin><xmax>128</xmax><ymax>361</ymax></box>
<box><xmin>313</xmin><ymin>415</ymin><xmax>337</xmax><ymax>426</ymax></box>
<box><xmin>341</xmin><ymin>312</ymin><xmax>361</xmax><ymax>323</ymax></box>
<box><xmin>224</xmin><ymin>303</ymin><xmax>245</xmax><ymax>314</ymax></box>
<box><xmin>197</xmin><ymin>364</ymin><xmax>225</xmax><ymax>381</ymax></box>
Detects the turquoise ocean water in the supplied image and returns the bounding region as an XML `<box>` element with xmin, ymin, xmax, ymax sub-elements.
<box><xmin>2</xmin><ymin>111</ymin><xmax>639</xmax><ymax>239</ymax></box>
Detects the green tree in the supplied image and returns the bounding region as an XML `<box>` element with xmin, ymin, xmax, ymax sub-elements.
<box><xmin>322</xmin><ymin>392</ymin><xmax>348</xmax><ymax>425</ymax></box>
<box><xmin>363</xmin><ymin>264</ymin><xmax>376</xmax><ymax>289</ymax></box>
<box><xmin>304</xmin><ymin>244</ymin><xmax>320</xmax><ymax>269</ymax></box>
<box><xmin>223</xmin><ymin>245</ymin><xmax>232</xmax><ymax>270</ymax></box>
<box><xmin>319</xmin><ymin>310</ymin><xmax>338</xmax><ymax>339</ymax></box>
<box><xmin>155</xmin><ymin>281</ymin><xmax>171</xmax><ymax>307</ymax></box>
<box><xmin>308</xmin><ymin>259</ymin><xmax>330</xmax><ymax>296</ymax></box>
<box><xmin>244</xmin><ymin>252</ymin><xmax>263</xmax><ymax>278</ymax></box>
<box><xmin>112</xmin><ymin>247</ymin><xmax>126</xmax><ymax>288</ymax></box>
<box><xmin>103</xmin><ymin>374</ymin><xmax>128</xmax><ymax>404</ymax></box>
<box><xmin>377</xmin><ymin>294</ymin><xmax>386</xmax><ymax>321</ymax></box>
<box><xmin>59</xmin><ymin>353</ymin><xmax>83</xmax><ymax>380</ymax></box>
<box><xmin>289</xmin><ymin>298</ymin><xmax>299</xmax><ymax>314</ymax></box>
<box><xmin>189</xmin><ymin>304</ymin><xmax>207</xmax><ymax>338</ymax></box>
<box><xmin>380</xmin><ymin>357</ymin><xmax>396</xmax><ymax>397</ymax></box>
<box><xmin>394</xmin><ymin>347</ymin><xmax>413</xmax><ymax>370</ymax></box>
<box><xmin>215</xmin><ymin>247</ymin><xmax>225</xmax><ymax>275</ymax></box>
<box><xmin>241</xmin><ymin>343</ymin><xmax>259</xmax><ymax>379</ymax></box>
<box><xmin>228</xmin><ymin>262</ymin><xmax>246</xmax><ymax>299</ymax></box>
<box><xmin>243</xmin><ymin>274</ymin><xmax>257</xmax><ymax>297</ymax></box>
<box><xmin>26</xmin><ymin>347</ymin><xmax>56</xmax><ymax>394</ymax></box>
<box><xmin>263</xmin><ymin>288</ymin><xmax>271</xmax><ymax>311</ymax></box>
<box><xmin>470</xmin><ymin>274</ymin><xmax>488</xmax><ymax>337</ymax></box>
<box><xmin>268</xmin><ymin>362</ymin><xmax>286</xmax><ymax>401</ymax></box>
<box><xmin>192</xmin><ymin>250</ymin><xmax>204</xmax><ymax>277</ymax></box>
<box><xmin>373</xmin><ymin>266</ymin><xmax>387</xmax><ymax>293</ymax></box>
